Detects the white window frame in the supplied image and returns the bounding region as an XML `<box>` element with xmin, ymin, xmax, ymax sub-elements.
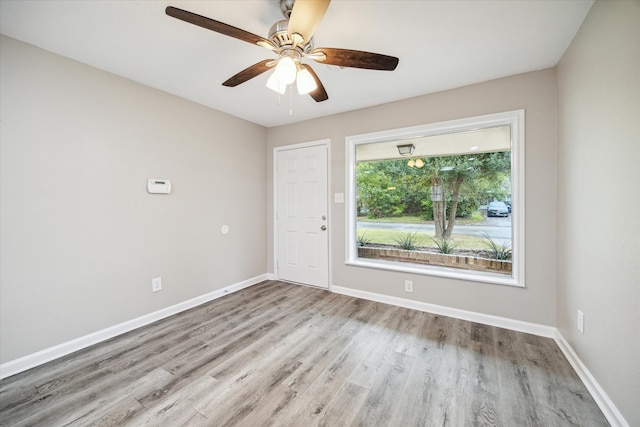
<box><xmin>345</xmin><ymin>110</ymin><xmax>525</xmax><ymax>287</ymax></box>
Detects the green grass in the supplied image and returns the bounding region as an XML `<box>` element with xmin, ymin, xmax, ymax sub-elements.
<box><xmin>357</xmin><ymin>228</ymin><xmax>489</xmax><ymax>251</ymax></box>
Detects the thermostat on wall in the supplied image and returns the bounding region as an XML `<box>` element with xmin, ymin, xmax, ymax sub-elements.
<box><xmin>147</xmin><ymin>179</ymin><xmax>172</xmax><ymax>194</ymax></box>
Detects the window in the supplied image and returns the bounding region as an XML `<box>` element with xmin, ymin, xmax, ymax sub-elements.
<box><xmin>346</xmin><ymin>110</ymin><xmax>525</xmax><ymax>287</ymax></box>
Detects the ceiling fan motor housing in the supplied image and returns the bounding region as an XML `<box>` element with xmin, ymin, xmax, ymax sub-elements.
<box><xmin>268</xmin><ymin>20</ymin><xmax>314</xmax><ymax>54</ymax></box>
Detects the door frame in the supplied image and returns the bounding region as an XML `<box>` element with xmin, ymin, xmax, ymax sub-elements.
<box><xmin>273</xmin><ymin>139</ymin><xmax>331</xmax><ymax>289</ymax></box>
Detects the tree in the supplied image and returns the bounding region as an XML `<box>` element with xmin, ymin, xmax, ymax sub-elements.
<box><xmin>356</xmin><ymin>151</ymin><xmax>510</xmax><ymax>237</ymax></box>
<box><xmin>425</xmin><ymin>152</ymin><xmax>510</xmax><ymax>238</ymax></box>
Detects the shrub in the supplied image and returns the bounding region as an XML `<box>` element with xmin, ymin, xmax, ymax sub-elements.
<box><xmin>393</xmin><ymin>231</ymin><xmax>420</xmax><ymax>250</ymax></box>
<box><xmin>420</xmin><ymin>199</ymin><xmax>435</xmax><ymax>220</ymax></box>
<box><xmin>421</xmin><ymin>198</ymin><xmax>478</xmax><ymax>219</ymax></box>
<box><xmin>453</xmin><ymin>198</ymin><xmax>476</xmax><ymax>218</ymax></box>
<box><xmin>357</xmin><ymin>230</ymin><xmax>372</xmax><ymax>246</ymax></box>
<box><xmin>481</xmin><ymin>232</ymin><xmax>512</xmax><ymax>260</ymax></box>
<box><xmin>431</xmin><ymin>237</ymin><xmax>458</xmax><ymax>254</ymax></box>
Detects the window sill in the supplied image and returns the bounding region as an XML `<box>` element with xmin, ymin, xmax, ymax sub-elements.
<box><xmin>345</xmin><ymin>257</ymin><xmax>525</xmax><ymax>288</ymax></box>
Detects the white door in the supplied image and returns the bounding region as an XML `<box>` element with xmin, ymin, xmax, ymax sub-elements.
<box><xmin>276</xmin><ymin>143</ymin><xmax>328</xmax><ymax>288</ymax></box>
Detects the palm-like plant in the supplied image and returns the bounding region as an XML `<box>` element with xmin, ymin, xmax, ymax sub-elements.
<box><xmin>431</xmin><ymin>237</ymin><xmax>458</xmax><ymax>254</ymax></box>
<box><xmin>394</xmin><ymin>231</ymin><xmax>420</xmax><ymax>250</ymax></box>
<box><xmin>357</xmin><ymin>230</ymin><xmax>372</xmax><ymax>246</ymax></box>
<box><xmin>481</xmin><ymin>232</ymin><xmax>512</xmax><ymax>260</ymax></box>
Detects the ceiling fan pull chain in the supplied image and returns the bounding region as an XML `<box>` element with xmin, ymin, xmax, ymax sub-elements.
<box><xmin>289</xmin><ymin>86</ymin><xmax>293</xmax><ymax>117</ymax></box>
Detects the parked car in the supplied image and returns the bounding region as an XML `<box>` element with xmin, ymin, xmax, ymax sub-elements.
<box><xmin>487</xmin><ymin>201</ymin><xmax>509</xmax><ymax>217</ymax></box>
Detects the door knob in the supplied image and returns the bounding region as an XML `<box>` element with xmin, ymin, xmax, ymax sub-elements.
<box><xmin>321</xmin><ymin>225</ymin><xmax>327</xmax><ymax>231</ymax></box>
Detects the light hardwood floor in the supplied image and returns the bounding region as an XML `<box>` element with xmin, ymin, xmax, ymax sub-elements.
<box><xmin>0</xmin><ymin>280</ymin><xmax>608</xmax><ymax>426</ymax></box>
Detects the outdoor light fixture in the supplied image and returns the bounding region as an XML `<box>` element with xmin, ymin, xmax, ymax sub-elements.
<box><xmin>397</xmin><ymin>144</ymin><xmax>415</xmax><ymax>156</ymax></box>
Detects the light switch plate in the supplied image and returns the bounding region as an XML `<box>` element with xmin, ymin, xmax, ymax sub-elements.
<box><xmin>334</xmin><ymin>193</ymin><xmax>344</xmax><ymax>203</ymax></box>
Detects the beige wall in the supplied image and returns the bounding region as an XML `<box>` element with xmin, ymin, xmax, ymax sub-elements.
<box><xmin>0</xmin><ymin>36</ymin><xmax>268</xmax><ymax>363</ymax></box>
<box><xmin>3</xmin><ymin>2</ymin><xmax>638</xmax><ymax>422</ymax></box>
<box><xmin>556</xmin><ymin>1</ymin><xmax>640</xmax><ymax>425</ymax></box>
<box><xmin>267</xmin><ymin>69</ymin><xmax>558</xmax><ymax>325</ymax></box>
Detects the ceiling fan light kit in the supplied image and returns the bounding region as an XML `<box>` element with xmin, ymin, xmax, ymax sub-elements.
<box><xmin>266</xmin><ymin>72</ymin><xmax>287</xmax><ymax>95</ymax></box>
<box><xmin>165</xmin><ymin>0</ymin><xmax>399</xmax><ymax>103</ymax></box>
<box><xmin>274</xmin><ymin>55</ymin><xmax>297</xmax><ymax>84</ymax></box>
<box><xmin>407</xmin><ymin>158</ymin><xmax>425</xmax><ymax>168</ymax></box>
<box><xmin>296</xmin><ymin>67</ymin><xmax>317</xmax><ymax>94</ymax></box>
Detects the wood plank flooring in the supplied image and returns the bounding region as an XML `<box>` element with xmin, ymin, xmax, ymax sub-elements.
<box><xmin>0</xmin><ymin>280</ymin><xmax>609</xmax><ymax>426</ymax></box>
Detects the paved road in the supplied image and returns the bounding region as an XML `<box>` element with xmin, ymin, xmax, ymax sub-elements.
<box><xmin>358</xmin><ymin>216</ymin><xmax>512</xmax><ymax>245</ymax></box>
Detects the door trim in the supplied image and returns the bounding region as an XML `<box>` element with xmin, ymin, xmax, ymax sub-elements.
<box><xmin>273</xmin><ymin>139</ymin><xmax>331</xmax><ymax>289</ymax></box>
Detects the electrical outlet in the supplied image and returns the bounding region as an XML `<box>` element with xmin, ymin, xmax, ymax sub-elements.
<box><xmin>577</xmin><ymin>309</ymin><xmax>584</xmax><ymax>334</ymax></box>
<box><xmin>404</xmin><ymin>280</ymin><xmax>413</xmax><ymax>293</ymax></box>
<box><xmin>152</xmin><ymin>277</ymin><xmax>162</xmax><ymax>293</ymax></box>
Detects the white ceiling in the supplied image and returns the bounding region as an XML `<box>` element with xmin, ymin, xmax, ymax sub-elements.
<box><xmin>0</xmin><ymin>0</ymin><xmax>594</xmax><ymax>128</ymax></box>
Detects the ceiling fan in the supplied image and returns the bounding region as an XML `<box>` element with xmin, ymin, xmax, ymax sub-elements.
<box><xmin>165</xmin><ymin>0</ymin><xmax>399</xmax><ymax>102</ymax></box>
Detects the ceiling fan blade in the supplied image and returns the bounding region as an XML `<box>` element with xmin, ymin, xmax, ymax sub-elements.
<box><xmin>166</xmin><ymin>6</ymin><xmax>273</xmax><ymax>49</ymax></box>
<box><xmin>288</xmin><ymin>0</ymin><xmax>331</xmax><ymax>46</ymax></box>
<box><xmin>301</xmin><ymin>64</ymin><xmax>328</xmax><ymax>102</ymax></box>
<box><xmin>311</xmin><ymin>47</ymin><xmax>399</xmax><ymax>71</ymax></box>
<box><xmin>222</xmin><ymin>60</ymin><xmax>274</xmax><ymax>87</ymax></box>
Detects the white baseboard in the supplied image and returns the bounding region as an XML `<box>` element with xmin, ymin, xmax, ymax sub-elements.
<box><xmin>554</xmin><ymin>331</ymin><xmax>629</xmax><ymax>427</ymax></box>
<box><xmin>0</xmin><ymin>274</ymin><xmax>269</xmax><ymax>379</ymax></box>
<box><xmin>331</xmin><ymin>285</ymin><xmax>556</xmax><ymax>338</ymax></box>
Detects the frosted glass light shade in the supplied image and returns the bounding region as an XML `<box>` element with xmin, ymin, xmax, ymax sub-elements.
<box><xmin>266</xmin><ymin>71</ymin><xmax>287</xmax><ymax>94</ymax></box>
<box><xmin>296</xmin><ymin>67</ymin><xmax>317</xmax><ymax>94</ymax></box>
<box><xmin>274</xmin><ymin>56</ymin><xmax>296</xmax><ymax>85</ymax></box>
